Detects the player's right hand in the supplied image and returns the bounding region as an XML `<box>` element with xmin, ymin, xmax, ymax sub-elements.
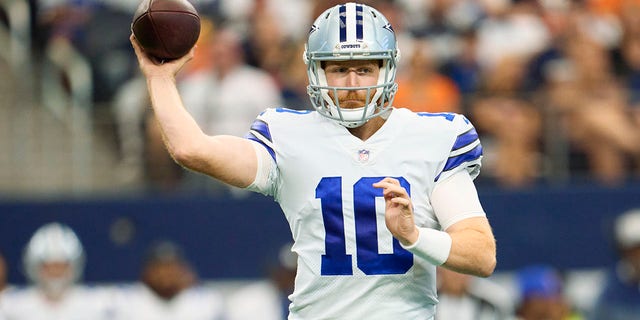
<box><xmin>373</xmin><ymin>177</ymin><xmax>420</xmax><ymax>246</ymax></box>
<box><xmin>130</xmin><ymin>33</ymin><xmax>194</xmax><ymax>79</ymax></box>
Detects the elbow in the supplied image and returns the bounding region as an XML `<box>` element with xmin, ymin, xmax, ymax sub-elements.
<box><xmin>476</xmin><ymin>241</ymin><xmax>497</xmax><ymax>277</ymax></box>
<box><xmin>476</xmin><ymin>232</ymin><xmax>497</xmax><ymax>277</ymax></box>
<box><xmin>169</xmin><ymin>144</ymin><xmax>201</xmax><ymax>169</ymax></box>
<box><xmin>477</xmin><ymin>255</ymin><xmax>497</xmax><ymax>278</ymax></box>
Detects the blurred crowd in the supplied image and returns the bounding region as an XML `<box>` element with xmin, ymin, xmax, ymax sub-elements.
<box><xmin>4</xmin><ymin>0</ymin><xmax>639</xmax><ymax>194</ymax></box>
<box><xmin>3</xmin><ymin>207</ymin><xmax>640</xmax><ymax>319</ymax></box>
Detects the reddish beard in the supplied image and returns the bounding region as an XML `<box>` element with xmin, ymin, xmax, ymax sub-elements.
<box><xmin>332</xmin><ymin>90</ymin><xmax>372</xmax><ymax>108</ymax></box>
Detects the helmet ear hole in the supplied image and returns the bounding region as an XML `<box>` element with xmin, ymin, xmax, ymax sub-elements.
<box><xmin>304</xmin><ymin>3</ymin><xmax>399</xmax><ymax>128</ymax></box>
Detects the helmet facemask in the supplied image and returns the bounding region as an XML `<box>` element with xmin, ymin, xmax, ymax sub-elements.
<box><xmin>304</xmin><ymin>3</ymin><xmax>400</xmax><ymax>128</ymax></box>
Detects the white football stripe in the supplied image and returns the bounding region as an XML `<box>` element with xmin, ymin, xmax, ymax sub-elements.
<box><xmin>249</xmin><ymin>129</ymin><xmax>274</xmax><ymax>150</ymax></box>
<box><xmin>449</xmin><ymin>139</ymin><xmax>480</xmax><ymax>157</ymax></box>
<box><xmin>346</xmin><ymin>3</ymin><xmax>357</xmax><ymax>42</ymax></box>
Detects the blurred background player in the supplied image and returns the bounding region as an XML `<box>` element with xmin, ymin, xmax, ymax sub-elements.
<box><xmin>111</xmin><ymin>240</ymin><xmax>226</xmax><ymax>320</ymax></box>
<box><xmin>590</xmin><ymin>208</ymin><xmax>640</xmax><ymax>320</ymax></box>
<box><xmin>435</xmin><ymin>266</ymin><xmax>513</xmax><ymax>320</ymax></box>
<box><xmin>0</xmin><ymin>250</ymin><xmax>10</xmax><ymax>320</ymax></box>
<box><xmin>514</xmin><ymin>264</ymin><xmax>582</xmax><ymax>320</ymax></box>
<box><xmin>0</xmin><ymin>250</ymin><xmax>8</xmax><ymax>294</ymax></box>
<box><xmin>226</xmin><ymin>243</ymin><xmax>297</xmax><ymax>320</ymax></box>
<box><xmin>0</xmin><ymin>222</ymin><xmax>114</xmax><ymax>320</ymax></box>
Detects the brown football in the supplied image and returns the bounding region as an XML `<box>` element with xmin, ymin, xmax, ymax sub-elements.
<box><xmin>131</xmin><ymin>0</ymin><xmax>201</xmax><ymax>60</ymax></box>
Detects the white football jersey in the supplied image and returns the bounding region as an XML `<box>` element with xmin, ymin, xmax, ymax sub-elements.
<box><xmin>110</xmin><ymin>283</ymin><xmax>226</xmax><ymax>320</ymax></box>
<box><xmin>246</xmin><ymin>108</ymin><xmax>483</xmax><ymax>320</ymax></box>
<box><xmin>0</xmin><ymin>286</ymin><xmax>115</xmax><ymax>320</ymax></box>
<box><xmin>225</xmin><ymin>280</ymin><xmax>287</xmax><ymax>320</ymax></box>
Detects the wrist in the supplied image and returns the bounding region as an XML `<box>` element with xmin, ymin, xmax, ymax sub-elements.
<box><xmin>400</xmin><ymin>228</ymin><xmax>452</xmax><ymax>265</ymax></box>
<box><xmin>148</xmin><ymin>74</ymin><xmax>176</xmax><ymax>82</ymax></box>
<box><xmin>399</xmin><ymin>227</ymin><xmax>420</xmax><ymax>246</ymax></box>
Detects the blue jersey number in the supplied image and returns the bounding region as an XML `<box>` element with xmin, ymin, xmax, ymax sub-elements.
<box><xmin>316</xmin><ymin>177</ymin><xmax>413</xmax><ymax>276</ymax></box>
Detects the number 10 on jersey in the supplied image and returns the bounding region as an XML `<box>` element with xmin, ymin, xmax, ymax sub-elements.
<box><xmin>316</xmin><ymin>176</ymin><xmax>414</xmax><ymax>276</ymax></box>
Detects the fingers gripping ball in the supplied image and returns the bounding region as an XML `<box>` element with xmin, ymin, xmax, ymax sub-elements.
<box><xmin>131</xmin><ymin>0</ymin><xmax>201</xmax><ymax>60</ymax></box>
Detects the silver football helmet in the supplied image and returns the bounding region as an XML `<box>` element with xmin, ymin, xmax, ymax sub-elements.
<box><xmin>23</xmin><ymin>222</ymin><xmax>85</xmax><ymax>294</ymax></box>
<box><xmin>304</xmin><ymin>2</ymin><xmax>400</xmax><ymax>128</ymax></box>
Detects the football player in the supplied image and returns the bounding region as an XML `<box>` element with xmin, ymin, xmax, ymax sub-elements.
<box><xmin>1</xmin><ymin>222</ymin><xmax>114</xmax><ymax>320</ymax></box>
<box><xmin>110</xmin><ymin>241</ymin><xmax>226</xmax><ymax>320</ymax></box>
<box><xmin>131</xmin><ymin>2</ymin><xmax>497</xmax><ymax>319</ymax></box>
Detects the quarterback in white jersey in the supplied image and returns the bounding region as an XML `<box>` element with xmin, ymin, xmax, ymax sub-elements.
<box><xmin>245</xmin><ymin>107</ymin><xmax>483</xmax><ymax>319</ymax></box>
<box><xmin>130</xmin><ymin>2</ymin><xmax>496</xmax><ymax>320</ymax></box>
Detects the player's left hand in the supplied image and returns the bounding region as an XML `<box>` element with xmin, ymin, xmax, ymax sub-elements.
<box><xmin>373</xmin><ymin>177</ymin><xmax>419</xmax><ymax>246</ymax></box>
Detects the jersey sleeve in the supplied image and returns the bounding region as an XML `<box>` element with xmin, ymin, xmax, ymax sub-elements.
<box><xmin>242</xmin><ymin>109</ymin><xmax>279</xmax><ymax>196</ymax></box>
<box><xmin>434</xmin><ymin>114</ymin><xmax>482</xmax><ymax>183</ymax></box>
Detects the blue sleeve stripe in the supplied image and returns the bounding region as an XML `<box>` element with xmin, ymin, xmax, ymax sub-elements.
<box><xmin>339</xmin><ymin>4</ymin><xmax>347</xmax><ymax>42</ymax></box>
<box><xmin>435</xmin><ymin>144</ymin><xmax>483</xmax><ymax>181</ymax></box>
<box><xmin>249</xmin><ymin>119</ymin><xmax>272</xmax><ymax>142</ymax></box>
<box><xmin>444</xmin><ymin>144</ymin><xmax>483</xmax><ymax>172</ymax></box>
<box><xmin>244</xmin><ymin>132</ymin><xmax>276</xmax><ymax>162</ymax></box>
<box><xmin>452</xmin><ymin>127</ymin><xmax>479</xmax><ymax>151</ymax></box>
<box><xmin>356</xmin><ymin>4</ymin><xmax>363</xmax><ymax>40</ymax></box>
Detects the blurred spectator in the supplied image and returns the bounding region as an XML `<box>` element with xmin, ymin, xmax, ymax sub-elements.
<box><xmin>0</xmin><ymin>252</ymin><xmax>6</xmax><ymax>320</ymax></box>
<box><xmin>524</xmin><ymin>0</ymin><xmax>574</xmax><ymax>92</ymax></box>
<box><xmin>368</xmin><ymin>0</ymin><xmax>417</xmax><ymax>72</ymax></box>
<box><xmin>242</xmin><ymin>0</ymin><xmax>289</xmax><ymax>77</ymax></box>
<box><xmin>475</xmin><ymin>0</ymin><xmax>550</xmax><ymax>72</ymax></box>
<box><xmin>0</xmin><ymin>222</ymin><xmax>114</xmax><ymax>319</ymax></box>
<box><xmin>470</xmin><ymin>2</ymin><xmax>551</xmax><ymax>190</ymax></box>
<box><xmin>394</xmin><ymin>38</ymin><xmax>462</xmax><ymax>114</ymax></box>
<box><xmin>0</xmin><ymin>251</ymin><xmax>6</xmax><ymax>293</ymax></box>
<box><xmin>590</xmin><ymin>208</ymin><xmax>640</xmax><ymax>319</ymax></box>
<box><xmin>277</xmin><ymin>39</ymin><xmax>313</xmax><ymax>110</ymax></box>
<box><xmin>442</xmin><ymin>29</ymin><xmax>483</xmax><ymax>112</ymax></box>
<box><xmin>408</xmin><ymin>0</ymin><xmax>473</xmax><ymax>64</ymax></box>
<box><xmin>620</xmin><ymin>35</ymin><xmax>640</xmax><ymax>107</ymax></box>
<box><xmin>163</xmin><ymin>25</ymin><xmax>282</xmax><ymax>139</ymax></box>
<box><xmin>0</xmin><ymin>250</ymin><xmax>9</xmax><ymax>319</ymax></box>
<box><xmin>514</xmin><ymin>265</ymin><xmax>582</xmax><ymax>320</ymax></box>
<box><xmin>226</xmin><ymin>243</ymin><xmax>297</xmax><ymax>320</ymax></box>
<box><xmin>35</xmin><ymin>0</ymin><xmax>138</xmax><ymax>102</ymax></box>
<box><xmin>34</xmin><ymin>0</ymin><xmax>96</xmax><ymax>52</ymax></box>
<box><xmin>620</xmin><ymin>31</ymin><xmax>640</xmax><ymax>174</ymax></box>
<box><xmin>580</xmin><ymin>0</ymin><xmax>623</xmax><ymax>50</ymax></box>
<box><xmin>546</xmin><ymin>35</ymin><xmax>640</xmax><ymax>184</ymax></box>
<box><xmin>241</xmin><ymin>1</ymin><xmax>315</xmax><ymax>111</ymax></box>
<box><xmin>471</xmin><ymin>55</ymin><xmax>542</xmax><ymax>187</ymax></box>
<box><xmin>112</xmin><ymin>241</ymin><xmax>226</xmax><ymax>320</ymax></box>
<box><xmin>435</xmin><ymin>266</ymin><xmax>514</xmax><ymax>320</ymax></box>
<box><xmin>618</xmin><ymin>0</ymin><xmax>640</xmax><ymax>38</ymax></box>
<box><xmin>219</xmin><ymin>0</ymin><xmax>312</xmax><ymax>42</ymax></box>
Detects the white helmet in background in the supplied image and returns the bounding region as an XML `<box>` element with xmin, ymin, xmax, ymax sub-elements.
<box><xmin>23</xmin><ymin>222</ymin><xmax>85</xmax><ymax>295</ymax></box>
<box><xmin>304</xmin><ymin>2</ymin><xmax>400</xmax><ymax>128</ymax></box>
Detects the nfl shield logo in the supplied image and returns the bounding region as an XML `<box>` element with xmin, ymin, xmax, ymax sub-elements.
<box><xmin>358</xmin><ymin>149</ymin><xmax>370</xmax><ymax>162</ymax></box>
